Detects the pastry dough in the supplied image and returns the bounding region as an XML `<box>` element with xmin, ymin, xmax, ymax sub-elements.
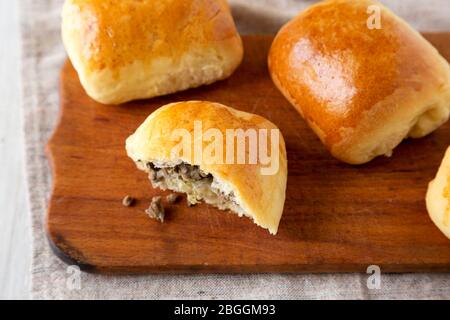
<box><xmin>62</xmin><ymin>0</ymin><xmax>243</xmax><ymax>104</ymax></box>
<box><xmin>126</xmin><ymin>101</ymin><xmax>287</xmax><ymax>234</ymax></box>
<box><xmin>269</xmin><ymin>0</ymin><xmax>450</xmax><ymax>164</ymax></box>
<box><xmin>426</xmin><ymin>147</ymin><xmax>450</xmax><ymax>239</ymax></box>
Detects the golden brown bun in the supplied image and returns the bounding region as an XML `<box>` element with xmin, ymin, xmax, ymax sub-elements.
<box><xmin>426</xmin><ymin>147</ymin><xmax>450</xmax><ymax>239</ymax></box>
<box><xmin>126</xmin><ymin>101</ymin><xmax>288</xmax><ymax>234</ymax></box>
<box><xmin>62</xmin><ymin>0</ymin><xmax>243</xmax><ymax>105</ymax></box>
<box><xmin>268</xmin><ymin>0</ymin><xmax>450</xmax><ymax>164</ymax></box>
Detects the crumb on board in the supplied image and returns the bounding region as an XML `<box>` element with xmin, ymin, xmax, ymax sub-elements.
<box><xmin>122</xmin><ymin>195</ymin><xmax>135</xmax><ymax>207</ymax></box>
<box><xmin>146</xmin><ymin>196</ymin><xmax>165</xmax><ymax>223</ymax></box>
<box><xmin>187</xmin><ymin>197</ymin><xmax>197</xmax><ymax>207</ymax></box>
<box><xmin>166</xmin><ymin>193</ymin><xmax>180</xmax><ymax>204</ymax></box>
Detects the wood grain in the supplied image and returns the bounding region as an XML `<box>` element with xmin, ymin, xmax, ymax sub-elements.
<box><xmin>47</xmin><ymin>35</ymin><xmax>450</xmax><ymax>274</ymax></box>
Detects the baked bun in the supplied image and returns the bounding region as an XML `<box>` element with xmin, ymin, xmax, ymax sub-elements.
<box><xmin>62</xmin><ymin>0</ymin><xmax>243</xmax><ymax>105</ymax></box>
<box><xmin>268</xmin><ymin>0</ymin><xmax>450</xmax><ymax>164</ymax></box>
<box><xmin>126</xmin><ymin>101</ymin><xmax>287</xmax><ymax>234</ymax></box>
<box><xmin>426</xmin><ymin>147</ymin><xmax>450</xmax><ymax>239</ymax></box>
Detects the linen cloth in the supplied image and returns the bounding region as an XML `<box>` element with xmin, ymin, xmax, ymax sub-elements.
<box><xmin>20</xmin><ymin>0</ymin><xmax>450</xmax><ymax>299</ymax></box>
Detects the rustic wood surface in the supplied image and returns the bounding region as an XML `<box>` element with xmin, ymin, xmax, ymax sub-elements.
<box><xmin>47</xmin><ymin>34</ymin><xmax>450</xmax><ymax>274</ymax></box>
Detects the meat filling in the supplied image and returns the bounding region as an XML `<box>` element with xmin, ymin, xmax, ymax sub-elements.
<box><xmin>139</xmin><ymin>161</ymin><xmax>246</xmax><ymax>216</ymax></box>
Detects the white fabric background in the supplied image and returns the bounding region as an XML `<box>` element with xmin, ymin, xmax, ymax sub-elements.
<box><xmin>20</xmin><ymin>0</ymin><xmax>450</xmax><ymax>299</ymax></box>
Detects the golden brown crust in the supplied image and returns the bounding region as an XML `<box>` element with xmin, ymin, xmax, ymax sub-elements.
<box><xmin>65</xmin><ymin>0</ymin><xmax>238</xmax><ymax>72</ymax></box>
<box><xmin>269</xmin><ymin>0</ymin><xmax>450</xmax><ymax>164</ymax></box>
<box><xmin>126</xmin><ymin>101</ymin><xmax>288</xmax><ymax>234</ymax></box>
<box><xmin>62</xmin><ymin>0</ymin><xmax>243</xmax><ymax>104</ymax></box>
<box><xmin>426</xmin><ymin>147</ymin><xmax>450</xmax><ymax>239</ymax></box>
<box><xmin>445</xmin><ymin>176</ymin><xmax>450</xmax><ymax>220</ymax></box>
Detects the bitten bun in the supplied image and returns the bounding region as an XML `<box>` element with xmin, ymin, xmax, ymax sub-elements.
<box><xmin>126</xmin><ymin>101</ymin><xmax>287</xmax><ymax>235</ymax></box>
<box><xmin>426</xmin><ymin>147</ymin><xmax>450</xmax><ymax>239</ymax></box>
<box><xmin>268</xmin><ymin>0</ymin><xmax>450</xmax><ymax>164</ymax></box>
<box><xmin>62</xmin><ymin>0</ymin><xmax>243</xmax><ymax>105</ymax></box>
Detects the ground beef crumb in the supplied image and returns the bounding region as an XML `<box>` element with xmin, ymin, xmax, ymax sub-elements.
<box><xmin>122</xmin><ymin>195</ymin><xmax>135</xmax><ymax>207</ymax></box>
<box><xmin>146</xmin><ymin>196</ymin><xmax>165</xmax><ymax>222</ymax></box>
<box><xmin>166</xmin><ymin>193</ymin><xmax>180</xmax><ymax>204</ymax></box>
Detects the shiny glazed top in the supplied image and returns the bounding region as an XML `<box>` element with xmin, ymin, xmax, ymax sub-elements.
<box><xmin>269</xmin><ymin>0</ymin><xmax>448</xmax><ymax>146</ymax></box>
<box><xmin>64</xmin><ymin>0</ymin><xmax>238</xmax><ymax>72</ymax></box>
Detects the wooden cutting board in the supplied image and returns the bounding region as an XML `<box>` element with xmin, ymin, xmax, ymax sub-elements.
<box><xmin>47</xmin><ymin>34</ymin><xmax>450</xmax><ymax>273</ymax></box>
